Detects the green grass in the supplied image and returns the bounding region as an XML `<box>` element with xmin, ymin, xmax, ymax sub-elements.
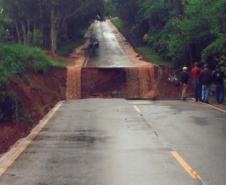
<box><xmin>136</xmin><ymin>46</ymin><xmax>171</xmax><ymax>66</ymax></box>
<box><xmin>111</xmin><ymin>17</ymin><xmax>170</xmax><ymax>66</ymax></box>
<box><xmin>0</xmin><ymin>91</ymin><xmax>32</xmax><ymax>123</ymax></box>
<box><xmin>0</xmin><ymin>44</ymin><xmax>65</xmax><ymax>86</ymax></box>
<box><xmin>0</xmin><ymin>44</ymin><xmax>66</xmax><ymax>124</ymax></box>
<box><xmin>110</xmin><ymin>17</ymin><xmax>124</xmax><ymax>30</ymax></box>
<box><xmin>56</xmin><ymin>40</ymin><xmax>84</xmax><ymax>56</ymax></box>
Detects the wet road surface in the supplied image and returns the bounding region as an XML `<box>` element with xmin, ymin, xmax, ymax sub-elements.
<box><xmin>0</xmin><ymin>99</ymin><xmax>226</xmax><ymax>185</ymax></box>
<box><xmin>86</xmin><ymin>21</ymin><xmax>135</xmax><ymax>68</ymax></box>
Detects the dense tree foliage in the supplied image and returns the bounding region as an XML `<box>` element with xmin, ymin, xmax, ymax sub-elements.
<box><xmin>109</xmin><ymin>0</ymin><xmax>226</xmax><ymax>69</ymax></box>
<box><xmin>0</xmin><ymin>0</ymin><xmax>104</xmax><ymax>51</ymax></box>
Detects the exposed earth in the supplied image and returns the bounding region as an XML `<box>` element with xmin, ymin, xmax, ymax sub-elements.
<box><xmin>0</xmin><ymin>20</ymin><xmax>224</xmax><ymax>157</ymax></box>
<box><xmin>80</xmin><ymin>21</ymin><xmax>187</xmax><ymax>99</ymax></box>
<box><xmin>0</xmin><ymin>68</ymin><xmax>66</xmax><ymax>155</ymax></box>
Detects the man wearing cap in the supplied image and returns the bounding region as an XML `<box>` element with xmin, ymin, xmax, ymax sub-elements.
<box><xmin>199</xmin><ymin>64</ymin><xmax>212</xmax><ymax>103</ymax></box>
<box><xmin>180</xmin><ymin>66</ymin><xmax>190</xmax><ymax>100</ymax></box>
<box><xmin>191</xmin><ymin>63</ymin><xmax>201</xmax><ymax>101</ymax></box>
<box><xmin>212</xmin><ymin>66</ymin><xmax>225</xmax><ymax>104</ymax></box>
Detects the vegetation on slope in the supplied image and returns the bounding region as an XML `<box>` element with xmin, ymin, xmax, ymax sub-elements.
<box><xmin>107</xmin><ymin>0</ymin><xmax>226</xmax><ymax>71</ymax></box>
<box><xmin>0</xmin><ymin>0</ymin><xmax>105</xmax><ymax>124</ymax></box>
<box><xmin>0</xmin><ymin>44</ymin><xmax>64</xmax><ymax>86</ymax></box>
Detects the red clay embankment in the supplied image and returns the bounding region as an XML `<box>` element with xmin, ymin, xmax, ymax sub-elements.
<box><xmin>0</xmin><ymin>68</ymin><xmax>66</xmax><ymax>155</ymax></box>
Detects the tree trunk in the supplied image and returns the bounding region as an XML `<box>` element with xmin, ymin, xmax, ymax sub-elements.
<box><xmin>50</xmin><ymin>8</ymin><xmax>58</xmax><ymax>53</ymax></box>
<box><xmin>27</xmin><ymin>19</ymin><xmax>31</xmax><ymax>33</ymax></box>
<box><xmin>21</xmin><ymin>23</ymin><xmax>27</xmax><ymax>43</ymax></box>
<box><xmin>51</xmin><ymin>25</ymin><xmax>57</xmax><ymax>52</ymax></box>
<box><xmin>15</xmin><ymin>23</ymin><xmax>21</xmax><ymax>43</ymax></box>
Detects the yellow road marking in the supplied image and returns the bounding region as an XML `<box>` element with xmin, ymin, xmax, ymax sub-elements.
<box><xmin>196</xmin><ymin>101</ymin><xmax>226</xmax><ymax>114</ymax></box>
<box><xmin>0</xmin><ymin>101</ymin><xmax>64</xmax><ymax>177</ymax></box>
<box><xmin>205</xmin><ymin>104</ymin><xmax>226</xmax><ymax>114</ymax></box>
<box><xmin>133</xmin><ymin>105</ymin><xmax>141</xmax><ymax>113</ymax></box>
<box><xmin>171</xmin><ymin>151</ymin><xmax>202</xmax><ymax>180</ymax></box>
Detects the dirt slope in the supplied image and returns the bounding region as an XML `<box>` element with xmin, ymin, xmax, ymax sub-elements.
<box><xmin>0</xmin><ymin>68</ymin><xmax>66</xmax><ymax>155</ymax></box>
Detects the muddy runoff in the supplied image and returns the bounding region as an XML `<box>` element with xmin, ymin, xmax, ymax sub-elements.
<box><xmin>66</xmin><ymin>64</ymin><xmax>161</xmax><ymax>99</ymax></box>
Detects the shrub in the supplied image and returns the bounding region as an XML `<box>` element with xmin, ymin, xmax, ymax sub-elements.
<box><xmin>0</xmin><ymin>44</ymin><xmax>65</xmax><ymax>86</ymax></box>
<box><xmin>0</xmin><ymin>26</ymin><xmax>10</xmax><ymax>42</ymax></box>
<box><xmin>0</xmin><ymin>92</ymin><xmax>31</xmax><ymax>124</ymax></box>
<box><xmin>27</xmin><ymin>30</ymin><xmax>43</xmax><ymax>47</ymax></box>
<box><xmin>111</xmin><ymin>17</ymin><xmax>124</xmax><ymax>30</ymax></box>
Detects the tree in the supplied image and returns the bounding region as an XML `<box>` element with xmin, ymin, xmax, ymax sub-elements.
<box><xmin>1</xmin><ymin>0</ymin><xmax>104</xmax><ymax>51</ymax></box>
<box><xmin>110</xmin><ymin>0</ymin><xmax>226</xmax><ymax>68</ymax></box>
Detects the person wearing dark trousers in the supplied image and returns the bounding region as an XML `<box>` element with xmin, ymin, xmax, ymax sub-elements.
<box><xmin>199</xmin><ymin>64</ymin><xmax>212</xmax><ymax>103</ymax></box>
<box><xmin>212</xmin><ymin>66</ymin><xmax>225</xmax><ymax>104</ymax></box>
<box><xmin>191</xmin><ymin>63</ymin><xmax>201</xmax><ymax>101</ymax></box>
<box><xmin>180</xmin><ymin>66</ymin><xmax>190</xmax><ymax>101</ymax></box>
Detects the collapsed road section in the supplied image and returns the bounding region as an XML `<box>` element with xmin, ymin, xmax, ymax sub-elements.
<box><xmin>66</xmin><ymin>20</ymin><xmax>183</xmax><ymax>100</ymax></box>
<box><xmin>81</xmin><ymin>66</ymin><xmax>159</xmax><ymax>99</ymax></box>
<box><xmin>77</xmin><ymin>20</ymin><xmax>160</xmax><ymax>99</ymax></box>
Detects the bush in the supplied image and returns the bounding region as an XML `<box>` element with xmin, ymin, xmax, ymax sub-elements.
<box><xmin>0</xmin><ymin>26</ymin><xmax>10</xmax><ymax>42</ymax></box>
<box><xmin>27</xmin><ymin>30</ymin><xmax>43</xmax><ymax>47</ymax></box>
<box><xmin>0</xmin><ymin>92</ymin><xmax>31</xmax><ymax>123</ymax></box>
<box><xmin>56</xmin><ymin>40</ymin><xmax>84</xmax><ymax>56</ymax></box>
<box><xmin>0</xmin><ymin>44</ymin><xmax>65</xmax><ymax>86</ymax></box>
<box><xmin>111</xmin><ymin>17</ymin><xmax>124</xmax><ymax>30</ymax></box>
<box><xmin>201</xmin><ymin>34</ymin><xmax>226</xmax><ymax>64</ymax></box>
<box><xmin>137</xmin><ymin>46</ymin><xmax>170</xmax><ymax>66</ymax></box>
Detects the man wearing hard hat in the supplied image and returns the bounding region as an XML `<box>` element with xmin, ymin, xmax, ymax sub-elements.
<box><xmin>180</xmin><ymin>66</ymin><xmax>190</xmax><ymax>100</ymax></box>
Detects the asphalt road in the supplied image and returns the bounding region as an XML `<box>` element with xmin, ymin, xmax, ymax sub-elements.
<box><xmin>0</xmin><ymin>99</ymin><xmax>226</xmax><ymax>185</ymax></box>
<box><xmin>85</xmin><ymin>21</ymin><xmax>135</xmax><ymax>68</ymax></box>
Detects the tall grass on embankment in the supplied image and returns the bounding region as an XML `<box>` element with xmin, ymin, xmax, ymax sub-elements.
<box><xmin>136</xmin><ymin>46</ymin><xmax>170</xmax><ymax>66</ymax></box>
<box><xmin>110</xmin><ymin>17</ymin><xmax>124</xmax><ymax>31</ymax></box>
<box><xmin>0</xmin><ymin>44</ymin><xmax>64</xmax><ymax>86</ymax></box>
<box><xmin>0</xmin><ymin>44</ymin><xmax>65</xmax><ymax>124</ymax></box>
<box><xmin>110</xmin><ymin>17</ymin><xmax>170</xmax><ymax>67</ymax></box>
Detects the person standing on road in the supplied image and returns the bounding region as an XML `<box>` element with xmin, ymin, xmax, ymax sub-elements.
<box><xmin>191</xmin><ymin>62</ymin><xmax>201</xmax><ymax>102</ymax></box>
<box><xmin>212</xmin><ymin>66</ymin><xmax>225</xmax><ymax>104</ymax></box>
<box><xmin>199</xmin><ymin>64</ymin><xmax>212</xmax><ymax>103</ymax></box>
<box><xmin>180</xmin><ymin>66</ymin><xmax>190</xmax><ymax>101</ymax></box>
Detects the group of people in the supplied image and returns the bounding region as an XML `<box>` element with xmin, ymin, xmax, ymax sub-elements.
<box><xmin>180</xmin><ymin>63</ymin><xmax>225</xmax><ymax>104</ymax></box>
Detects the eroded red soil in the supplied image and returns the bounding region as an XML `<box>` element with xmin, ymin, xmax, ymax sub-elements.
<box><xmin>108</xmin><ymin>20</ymin><xmax>195</xmax><ymax>100</ymax></box>
<box><xmin>0</xmin><ymin>23</ymin><xmax>199</xmax><ymax>156</ymax></box>
<box><xmin>0</xmin><ymin>68</ymin><xmax>66</xmax><ymax>155</ymax></box>
<box><xmin>65</xmin><ymin>44</ymin><xmax>87</xmax><ymax>100</ymax></box>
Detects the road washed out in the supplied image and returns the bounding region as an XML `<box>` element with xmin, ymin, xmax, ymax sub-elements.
<box><xmin>66</xmin><ymin>21</ymin><xmax>163</xmax><ymax>100</ymax></box>
<box><xmin>81</xmin><ymin>65</ymin><xmax>159</xmax><ymax>99</ymax></box>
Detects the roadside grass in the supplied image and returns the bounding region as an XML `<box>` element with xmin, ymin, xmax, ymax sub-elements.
<box><xmin>111</xmin><ymin>17</ymin><xmax>226</xmax><ymax>107</ymax></box>
<box><xmin>0</xmin><ymin>91</ymin><xmax>32</xmax><ymax>124</ymax></box>
<box><xmin>0</xmin><ymin>44</ymin><xmax>65</xmax><ymax>124</ymax></box>
<box><xmin>110</xmin><ymin>17</ymin><xmax>124</xmax><ymax>30</ymax></box>
<box><xmin>0</xmin><ymin>44</ymin><xmax>65</xmax><ymax>86</ymax></box>
<box><xmin>136</xmin><ymin>46</ymin><xmax>171</xmax><ymax>66</ymax></box>
<box><xmin>110</xmin><ymin>17</ymin><xmax>171</xmax><ymax>67</ymax></box>
<box><xmin>56</xmin><ymin>39</ymin><xmax>84</xmax><ymax>56</ymax></box>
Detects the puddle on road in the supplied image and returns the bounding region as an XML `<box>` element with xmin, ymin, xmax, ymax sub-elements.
<box><xmin>63</xmin><ymin>130</ymin><xmax>111</xmax><ymax>148</ymax></box>
<box><xmin>189</xmin><ymin>116</ymin><xmax>209</xmax><ymax>126</ymax></box>
<box><xmin>36</xmin><ymin>130</ymin><xmax>110</xmax><ymax>149</ymax></box>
